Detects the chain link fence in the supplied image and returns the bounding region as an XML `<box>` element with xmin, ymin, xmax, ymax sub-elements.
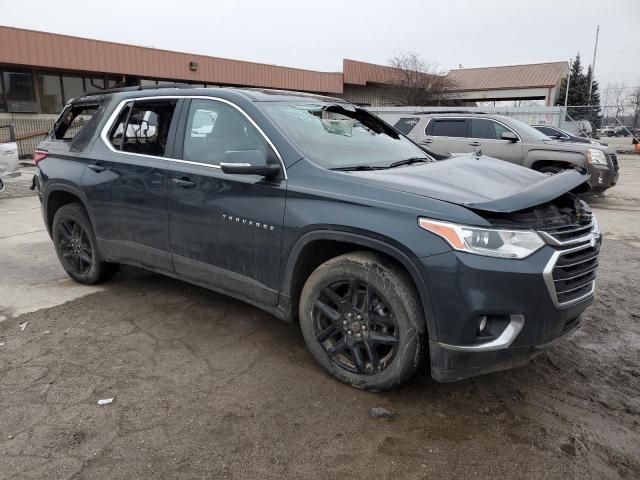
<box><xmin>0</xmin><ymin>118</ymin><xmax>56</xmax><ymax>160</ymax></box>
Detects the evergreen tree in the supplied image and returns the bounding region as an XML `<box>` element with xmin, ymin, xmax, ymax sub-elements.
<box><xmin>556</xmin><ymin>53</ymin><xmax>602</xmax><ymax>129</ymax></box>
<box><xmin>585</xmin><ymin>66</ymin><xmax>602</xmax><ymax>129</ymax></box>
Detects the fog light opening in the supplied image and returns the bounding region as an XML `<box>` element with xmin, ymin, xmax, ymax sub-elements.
<box><xmin>478</xmin><ymin>315</ymin><xmax>488</xmax><ymax>334</ymax></box>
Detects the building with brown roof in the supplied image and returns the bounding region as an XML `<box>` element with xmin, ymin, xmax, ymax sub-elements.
<box><xmin>0</xmin><ymin>25</ymin><xmax>568</xmax><ymax>119</ymax></box>
<box><xmin>446</xmin><ymin>62</ymin><xmax>569</xmax><ymax>105</ymax></box>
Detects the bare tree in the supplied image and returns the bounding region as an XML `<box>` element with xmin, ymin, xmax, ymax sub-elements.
<box><xmin>603</xmin><ymin>82</ymin><xmax>628</xmax><ymax>121</ymax></box>
<box><xmin>630</xmin><ymin>85</ymin><xmax>640</xmax><ymax>129</ymax></box>
<box><xmin>385</xmin><ymin>52</ymin><xmax>457</xmax><ymax>106</ymax></box>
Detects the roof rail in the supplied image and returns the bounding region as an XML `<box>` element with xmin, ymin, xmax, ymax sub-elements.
<box><xmin>411</xmin><ymin>110</ymin><xmax>487</xmax><ymax>115</ymax></box>
<box><xmin>82</xmin><ymin>83</ymin><xmax>196</xmax><ymax>97</ymax></box>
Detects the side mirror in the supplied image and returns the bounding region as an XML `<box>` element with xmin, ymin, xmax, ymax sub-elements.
<box><xmin>220</xmin><ymin>150</ymin><xmax>281</xmax><ymax>177</ymax></box>
<box><xmin>501</xmin><ymin>131</ymin><xmax>518</xmax><ymax>142</ymax></box>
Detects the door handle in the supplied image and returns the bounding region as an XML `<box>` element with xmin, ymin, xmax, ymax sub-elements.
<box><xmin>88</xmin><ymin>163</ymin><xmax>106</xmax><ymax>172</ymax></box>
<box><xmin>420</xmin><ymin>138</ymin><xmax>433</xmax><ymax>144</ymax></box>
<box><xmin>469</xmin><ymin>141</ymin><xmax>481</xmax><ymax>147</ymax></box>
<box><xmin>171</xmin><ymin>177</ymin><xmax>196</xmax><ymax>188</ymax></box>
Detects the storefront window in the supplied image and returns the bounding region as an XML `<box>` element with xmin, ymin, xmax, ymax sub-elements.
<box><xmin>86</xmin><ymin>77</ymin><xmax>105</xmax><ymax>91</ymax></box>
<box><xmin>37</xmin><ymin>73</ymin><xmax>64</xmax><ymax>113</ymax></box>
<box><xmin>107</xmin><ymin>77</ymin><xmax>122</xmax><ymax>89</ymax></box>
<box><xmin>2</xmin><ymin>71</ymin><xmax>37</xmax><ymax>111</ymax></box>
<box><xmin>0</xmin><ymin>77</ymin><xmax>6</xmax><ymax>112</ymax></box>
<box><xmin>62</xmin><ymin>76</ymin><xmax>85</xmax><ymax>102</ymax></box>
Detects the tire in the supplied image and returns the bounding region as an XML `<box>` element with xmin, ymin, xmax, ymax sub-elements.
<box><xmin>52</xmin><ymin>203</ymin><xmax>119</xmax><ymax>285</ymax></box>
<box><xmin>299</xmin><ymin>251</ymin><xmax>424</xmax><ymax>391</ymax></box>
<box><xmin>538</xmin><ymin>165</ymin><xmax>563</xmax><ymax>175</ymax></box>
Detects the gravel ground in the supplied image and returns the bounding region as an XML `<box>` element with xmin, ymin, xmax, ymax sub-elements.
<box><xmin>0</xmin><ymin>157</ymin><xmax>639</xmax><ymax>479</ymax></box>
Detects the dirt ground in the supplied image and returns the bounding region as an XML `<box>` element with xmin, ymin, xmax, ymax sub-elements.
<box><xmin>1</xmin><ymin>156</ymin><xmax>639</xmax><ymax>479</ymax></box>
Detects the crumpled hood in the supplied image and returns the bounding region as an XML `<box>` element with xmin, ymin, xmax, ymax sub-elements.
<box><xmin>350</xmin><ymin>154</ymin><xmax>590</xmax><ymax>213</ymax></box>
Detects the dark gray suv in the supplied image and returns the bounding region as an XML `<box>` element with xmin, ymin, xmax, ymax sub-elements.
<box><xmin>34</xmin><ymin>85</ymin><xmax>601</xmax><ymax>390</ymax></box>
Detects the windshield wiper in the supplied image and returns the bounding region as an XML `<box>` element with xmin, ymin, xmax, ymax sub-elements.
<box><xmin>330</xmin><ymin>165</ymin><xmax>386</xmax><ymax>172</ymax></box>
<box><xmin>388</xmin><ymin>157</ymin><xmax>430</xmax><ymax>168</ymax></box>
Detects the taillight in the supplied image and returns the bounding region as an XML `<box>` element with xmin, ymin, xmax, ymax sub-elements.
<box><xmin>33</xmin><ymin>150</ymin><xmax>48</xmax><ymax>167</ymax></box>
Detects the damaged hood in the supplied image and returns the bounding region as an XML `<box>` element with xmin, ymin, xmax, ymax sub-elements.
<box><xmin>350</xmin><ymin>154</ymin><xmax>589</xmax><ymax>213</ymax></box>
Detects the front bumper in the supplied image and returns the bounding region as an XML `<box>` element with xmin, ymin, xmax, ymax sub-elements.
<box><xmin>419</xmin><ymin>237</ymin><xmax>599</xmax><ymax>382</ymax></box>
<box><xmin>588</xmin><ymin>163</ymin><xmax>618</xmax><ymax>190</ymax></box>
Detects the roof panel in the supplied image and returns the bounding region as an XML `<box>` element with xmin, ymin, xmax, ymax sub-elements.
<box><xmin>0</xmin><ymin>25</ymin><xmax>343</xmax><ymax>94</ymax></box>
<box><xmin>446</xmin><ymin>62</ymin><xmax>569</xmax><ymax>91</ymax></box>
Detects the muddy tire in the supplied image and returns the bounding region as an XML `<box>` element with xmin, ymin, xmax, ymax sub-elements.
<box><xmin>52</xmin><ymin>203</ymin><xmax>119</xmax><ymax>285</ymax></box>
<box><xmin>299</xmin><ymin>252</ymin><xmax>424</xmax><ymax>391</ymax></box>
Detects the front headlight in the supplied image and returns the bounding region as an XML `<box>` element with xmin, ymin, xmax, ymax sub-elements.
<box><xmin>418</xmin><ymin>218</ymin><xmax>545</xmax><ymax>259</ymax></box>
<box><xmin>587</xmin><ymin>148</ymin><xmax>607</xmax><ymax>165</ymax></box>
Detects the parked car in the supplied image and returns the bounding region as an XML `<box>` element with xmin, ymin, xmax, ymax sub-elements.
<box><xmin>599</xmin><ymin>126</ymin><xmax>614</xmax><ymax>137</ymax></box>
<box><xmin>611</xmin><ymin>126</ymin><xmax>633</xmax><ymax>137</ymax></box>
<box><xmin>394</xmin><ymin>112</ymin><xmax>619</xmax><ymax>191</ymax></box>
<box><xmin>0</xmin><ymin>125</ymin><xmax>20</xmax><ymax>192</ymax></box>
<box><xmin>532</xmin><ymin>124</ymin><xmax>608</xmax><ymax>146</ymax></box>
<box><xmin>562</xmin><ymin>119</ymin><xmax>593</xmax><ymax>138</ymax></box>
<box><xmin>34</xmin><ymin>86</ymin><xmax>601</xmax><ymax>390</ymax></box>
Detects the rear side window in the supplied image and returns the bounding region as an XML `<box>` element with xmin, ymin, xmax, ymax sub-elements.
<box><xmin>393</xmin><ymin>117</ymin><xmax>420</xmax><ymax>135</ymax></box>
<box><xmin>53</xmin><ymin>105</ymin><xmax>99</xmax><ymax>140</ymax></box>
<box><xmin>431</xmin><ymin>119</ymin><xmax>467</xmax><ymax>137</ymax></box>
<box><xmin>108</xmin><ymin>99</ymin><xmax>177</xmax><ymax>157</ymax></box>
<box><xmin>535</xmin><ymin>126</ymin><xmax>556</xmax><ymax>136</ymax></box>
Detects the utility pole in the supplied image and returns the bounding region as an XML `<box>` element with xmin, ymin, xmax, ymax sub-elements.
<box><xmin>564</xmin><ymin>62</ymin><xmax>571</xmax><ymax>108</ymax></box>
<box><xmin>588</xmin><ymin>25</ymin><xmax>600</xmax><ymax>104</ymax></box>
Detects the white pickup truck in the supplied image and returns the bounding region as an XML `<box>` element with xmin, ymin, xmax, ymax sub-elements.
<box><xmin>0</xmin><ymin>125</ymin><xmax>20</xmax><ymax>192</ymax></box>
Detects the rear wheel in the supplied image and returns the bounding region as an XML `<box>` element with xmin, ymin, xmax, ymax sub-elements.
<box><xmin>299</xmin><ymin>252</ymin><xmax>424</xmax><ymax>391</ymax></box>
<box><xmin>52</xmin><ymin>203</ymin><xmax>118</xmax><ymax>284</ymax></box>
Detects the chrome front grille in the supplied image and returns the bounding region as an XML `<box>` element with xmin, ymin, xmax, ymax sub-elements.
<box><xmin>543</xmin><ymin>237</ymin><xmax>600</xmax><ymax>308</ymax></box>
<box><xmin>537</xmin><ymin>215</ymin><xmax>594</xmax><ymax>246</ymax></box>
<box><xmin>609</xmin><ymin>153</ymin><xmax>619</xmax><ymax>172</ymax></box>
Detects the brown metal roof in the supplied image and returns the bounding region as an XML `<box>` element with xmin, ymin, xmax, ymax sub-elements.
<box><xmin>0</xmin><ymin>26</ymin><xmax>570</xmax><ymax>97</ymax></box>
<box><xmin>0</xmin><ymin>26</ymin><xmax>344</xmax><ymax>94</ymax></box>
<box><xmin>446</xmin><ymin>62</ymin><xmax>569</xmax><ymax>91</ymax></box>
<box><xmin>343</xmin><ymin>59</ymin><xmax>401</xmax><ymax>85</ymax></box>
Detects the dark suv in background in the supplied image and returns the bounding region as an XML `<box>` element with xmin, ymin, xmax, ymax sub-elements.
<box><xmin>34</xmin><ymin>85</ymin><xmax>601</xmax><ymax>390</ymax></box>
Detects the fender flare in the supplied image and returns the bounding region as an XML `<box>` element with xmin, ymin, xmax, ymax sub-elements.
<box><xmin>524</xmin><ymin>150</ymin><xmax>586</xmax><ymax>170</ymax></box>
<box><xmin>282</xmin><ymin>229</ymin><xmax>438</xmax><ymax>339</ymax></box>
<box><xmin>43</xmin><ymin>182</ymin><xmax>95</xmax><ymax>232</ymax></box>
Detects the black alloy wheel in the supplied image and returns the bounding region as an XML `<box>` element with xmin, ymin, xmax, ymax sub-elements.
<box><xmin>313</xmin><ymin>279</ymin><xmax>399</xmax><ymax>375</ymax></box>
<box><xmin>299</xmin><ymin>252</ymin><xmax>424</xmax><ymax>391</ymax></box>
<box><xmin>56</xmin><ymin>218</ymin><xmax>94</xmax><ymax>275</ymax></box>
<box><xmin>52</xmin><ymin>203</ymin><xmax>119</xmax><ymax>285</ymax></box>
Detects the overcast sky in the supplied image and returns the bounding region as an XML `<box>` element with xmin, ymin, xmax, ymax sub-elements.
<box><xmin>2</xmin><ymin>0</ymin><xmax>639</xmax><ymax>93</ymax></box>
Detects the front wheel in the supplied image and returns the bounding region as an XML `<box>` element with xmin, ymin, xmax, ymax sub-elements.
<box><xmin>538</xmin><ymin>165</ymin><xmax>564</xmax><ymax>175</ymax></box>
<box><xmin>299</xmin><ymin>252</ymin><xmax>424</xmax><ymax>391</ymax></box>
<box><xmin>52</xmin><ymin>203</ymin><xmax>119</xmax><ymax>285</ymax></box>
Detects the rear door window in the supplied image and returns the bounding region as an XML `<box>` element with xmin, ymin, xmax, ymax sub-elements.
<box><xmin>120</xmin><ymin>100</ymin><xmax>177</xmax><ymax>157</ymax></box>
<box><xmin>431</xmin><ymin>119</ymin><xmax>467</xmax><ymax>137</ymax></box>
<box><xmin>393</xmin><ymin>117</ymin><xmax>420</xmax><ymax>135</ymax></box>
